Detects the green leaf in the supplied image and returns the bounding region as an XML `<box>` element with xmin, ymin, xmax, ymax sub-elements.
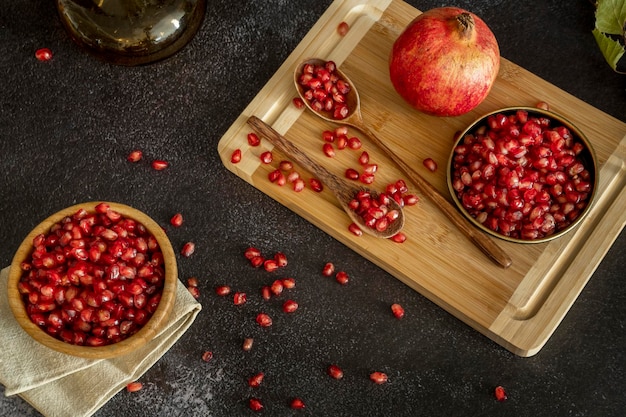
<box><xmin>595</xmin><ymin>0</ymin><xmax>626</xmax><ymax>35</ymax></box>
<box><xmin>593</xmin><ymin>28</ymin><xmax>625</xmax><ymax>72</ymax></box>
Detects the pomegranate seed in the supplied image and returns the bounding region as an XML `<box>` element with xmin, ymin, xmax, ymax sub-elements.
<box><xmin>293</xmin><ymin>97</ymin><xmax>305</xmax><ymax>109</ymax></box>
<box><xmin>35</xmin><ymin>47</ymin><xmax>53</xmax><ymax>61</ymax></box>
<box><xmin>260</xmin><ymin>151</ymin><xmax>273</xmax><ymax>164</ymax></box>
<box><xmin>151</xmin><ymin>160</ymin><xmax>169</xmax><ymax>170</ymax></box>
<box><xmin>535</xmin><ymin>101</ymin><xmax>550</xmax><ymax>111</ymax></box>
<box><xmin>249</xmin><ymin>398</ymin><xmax>263</xmax><ymax>412</ymax></box>
<box><xmin>282</xmin><ymin>299</ymin><xmax>298</xmax><ymax>313</ymax></box>
<box><xmin>347</xmin><ymin>136</ymin><xmax>362</xmax><ymax>149</ymax></box>
<box><xmin>233</xmin><ymin>292</ymin><xmax>247</xmax><ymax>305</ymax></box>
<box><xmin>282</xmin><ymin>278</ymin><xmax>296</xmax><ymax>289</ymax></box>
<box><xmin>292</xmin><ymin>178</ymin><xmax>305</xmax><ymax>192</ymax></box>
<box><xmin>348</xmin><ymin>222</ymin><xmax>363</xmax><ymax>236</ymax></box>
<box><xmin>334</xmin><ymin>126</ymin><xmax>348</xmax><ymax>136</ymax></box>
<box><xmin>126</xmin><ymin>382</ymin><xmax>143</xmax><ymax>392</ymax></box>
<box><xmin>322</xmin><ymin>262</ymin><xmax>335</xmax><ymax>277</ymax></box>
<box><xmin>263</xmin><ymin>259</ymin><xmax>279</xmax><ymax>272</ymax></box>
<box><xmin>180</xmin><ymin>242</ymin><xmax>195</xmax><ymax>257</ymax></box>
<box><xmin>337</xmin><ymin>21</ymin><xmax>350</xmax><ymax>36</ymax></box>
<box><xmin>170</xmin><ymin>213</ymin><xmax>183</xmax><ymax>227</ymax></box>
<box><xmin>358</xmin><ymin>151</ymin><xmax>370</xmax><ymax>165</ymax></box>
<box><xmin>279</xmin><ymin>160</ymin><xmax>294</xmax><ymax>171</ymax></box>
<box><xmin>243</xmin><ymin>338</ymin><xmax>254</xmax><ymax>351</ymax></box>
<box><xmin>261</xmin><ymin>285</ymin><xmax>271</xmax><ymax>300</ymax></box>
<box><xmin>247</xmin><ymin>132</ymin><xmax>261</xmax><ymax>146</ymax></box>
<box><xmin>270</xmin><ymin>279</ymin><xmax>284</xmax><ymax>296</ymax></box>
<box><xmin>494</xmin><ymin>385</ymin><xmax>508</xmax><ymax>402</ymax></box>
<box><xmin>231</xmin><ymin>149</ymin><xmax>242</xmax><ymax>163</ymax></box>
<box><xmin>187</xmin><ymin>286</ymin><xmax>200</xmax><ymax>299</ymax></box>
<box><xmin>256</xmin><ymin>313</ymin><xmax>272</xmax><ymax>327</ymax></box>
<box><xmin>201</xmin><ymin>351</ymin><xmax>213</xmax><ymax>362</ymax></box>
<box><xmin>248</xmin><ymin>372</ymin><xmax>264</xmax><ymax>388</ymax></box>
<box><xmin>127</xmin><ymin>149</ymin><xmax>143</xmax><ymax>162</ymax></box>
<box><xmin>249</xmin><ymin>255</ymin><xmax>264</xmax><ymax>268</ymax></box>
<box><xmin>389</xmin><ymin>232</ymin><xmax>407</xmax><ymax>243</ymax></box>
<box><xmin>423</xmin><ymin>157</ymin><xmax>438</xmax><ymax>172</ymax></box>
<box><xmin>335</xmin><ymin>271</ymin><xmax>349</xmax><ymax>285</ymax></box>
<box><xmin>345</xmin><ymin>168</ymin><xmax>360</xmax><ymax>180</ymax></box>
<box><xmin>274</xmin><ymin>251</ymin><xmax>288</xmax><ymax>267</ymax></box>
<box><xmin>323</xmin><ymin>143</ymin><xmax>336</xmax><ymax>157</ymax></box>
<box><xmin>391</xmin><ymin>303</ymin><xmax>405</xmax><ymax>319</ymax></box>
<box><xmin>290</xmin><ymin>397</ymin><xmax>306</xmax><ymax>409</ymax></box>
<box><xmin>370</xmin><ymin>372</ymin><xmax>388</xmax><ymax>384</ymax></box>
<box><xmin>327</xmin><ymin>364</ymin><xmax>344</xmax><ymax>379</ymax></box>
<box><xmin>215</xmin><ymin>285</ymin><xmax>231</xmax><ymax>296</ymax></box>
<box><xmin>336</xmin><ymin>135</ymin><xmax>348</xmax><ymax>149</ymax></box>
<box><xmin>244</xmin><ymin>247</ymin><xmax>261</xmax><ymax>259</ymax></box>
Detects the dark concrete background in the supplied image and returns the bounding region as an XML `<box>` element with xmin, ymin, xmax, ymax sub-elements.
<box><xmin>1</xmin><ymin>1</ymin><xmax>624</xmax><ymax>416</ymax></box>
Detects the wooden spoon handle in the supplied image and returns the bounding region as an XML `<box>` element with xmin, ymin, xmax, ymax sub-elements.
<box><xmin>356</xmin><ymin>122</ymin><xmax>513</xmax><ymax>269</ymax></box>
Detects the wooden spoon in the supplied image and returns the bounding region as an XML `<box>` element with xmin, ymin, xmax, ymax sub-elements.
<box><xmin>294</xmin><ymin>58</ymin><xmax>512</xmax><ymax>269</ymax></box>
<box><xmin>247</xmin><ymin>115</ymin><xmax>405</xmax><ymax>239</ymax></box>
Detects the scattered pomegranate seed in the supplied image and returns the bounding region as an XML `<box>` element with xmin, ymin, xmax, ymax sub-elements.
<box><xmin>256</xmin><ymin>313</ymin><xmax>272</xmax><ymax>327</ymax></box>
<box><xmin>126</xmin><ymin>382</ymin><xmax>143</xmax><ymax>392</ymax></box>
<box><xmin>327</xmin><ymin>364</ymin><xmax>344</xmax><ymax>379</ymax></box>
<box><xmin>293</xmin><ymin>97</ymin><xmax>305</xmax><ymax>109</ymax></box>
<box><xmin>247</xmin><ymin>132</ymin><xmax>261</xmax><ymax>146</ymax></box>
<box><xmin>270</xmin><ymin>279</ymin><xmax>284</xmax><ymax>296</ymax></box>
<box><xmin>290</xmin><ymin>397</ymin><xmax>306</xmax><ymax>409</ymax></box>
<box><xmin>370</xmin><ymin>372</ymin><xmax>388</xmax><ymax>384</ymax></box>
<box><xmin>244</xmin><ymin>247</ymin><xmax>261</xmax><ymax>259</ymax></box>
<box><xmin>263</xmin><ymin>259</ymin><xmax>279</xmax><ymax>272</ymax></box>
<box><xmin>187</xmin><ymin>277</ymin><xmax>199</xmax><ymax>287</ymax></box>
<box><xmin>261</xmin><ymin>285</ymin><xmax>271</xmax><ymax>300</ymax></box>
<box><xmin>293</xmin><ymin>178</ymin><xmax>305</xmax><ymax>192</ymax></box>
<box><xmin>274</xmin><ymin>252</ymin><xmax>288</xmax><ymax>267</ymax></box>
<box><xmin>127</xmin><ymin>149</ymin><xmax>143</xmax><ymax>162</ymax></box>
<box><xmin>201</xmin><ymin>351</ymin><xmax>213</xmax><ymax>362</ymax></box>
<box><xmin>187</xmin><ymin>286</ymin><xmax>200</xmax><ymax>299</ymax></box>
<box><xmin>391</xmin><ymin>303</ymin><xmax>405</xmax><ymax>319</ymax></box>
<box><xmin>249</xmin><ymin>398</ymin><xmax>263</xmax><ymax>412</ymax></box>
<box><xmin>309</xmin><ymin>178</ymin><xmax>324</xmax><ymax>192</ymax></box>
<box><xmin>282</xmin><ymin>277</ymin><xmax>296</xmax><ymax>289</ymax></box>
<box><xmin>170</xmin><ymin>213</ymin><xmax>183</xmax><ymax>227</ymax></box>
<box><xmin>389</xmin><ymin>232</ymin><xmax>407</xmax><ymax>243</ymax></box>
<box><xmin>35</xmin><ymin>47</ymin><xmax>53</xmax><ymax>61</ymax></box>
<box><xmin>180</xmin><ymin>242</ymin><xmax>195</xmax><ymax>257</ymax></box>
<box><xmin>323</xmin><ymin>143</ymin><xmax>336</xmax><ymax>157</ymax></box>
<box><xmin>279</xmin><ymin>160</ymin><xmax>294</xmax><ymax>171</ymax></box>
<box><xmin>243</xmin><ymin>338</ymin><xmax>254</xmax><ymax>351</ymax></box>
<box><xmin>233</xmin><ymin>292</ymin><xmax>247</xmax><ymax>305</ymax></box>
<box><xmin>215</xmin><ymin>285</ymin><xmax>231</xmax><ymax>296</ymax></box>
<box><xmin>282</xmin><ymin>299</ymin><xmax>299</xmax><ymax>313</ymax></box>
<box><xmin>260</xmin><ymin>151</ymin><xmax>273</xmax><ymax>164</ymax></box>
<box><xmin>423</xmin><ymin>157</ymin><xmax>438</xmax><ymax>172</ymax></box>
<box><xmin>494</xmin><ymin>385</ymin><xmax>508</xmax><ymax>402</ymax></box>
<box><xmin>348</xmin><ymin>222</ymin><xmax>363</xmax><ymax>236</ymax></box>
<box><xmin>347</xmin><ymin>136</ymin><xmax>362</xmax><ymax>150</ymax></box>
<box><xmin>249</xmin><ymin>256</ymin><xmax>264</xmax><ymax>267</ymax></box>
<box><xmin>337</xmin><ymin>21</ymin><xmax>350</xmax><ymax>36</ymax></box>
<box><xmin>535</xmin><ymin>101</ymin><xmax>550</xmax><ymax>111</ymax></box>
<box><xmin>231</xmin><ymin>149</ymin><xmax>242</xmax><ymax>163</ymax></box>
<box><xmin>151</xmin><ymin>159</ymin><xmax>169</xmax><ymax>170</ymax></box>
<box><xmin>322</xmin><ymin>262</ymin><xmax>335</xmax><ymax>277</ymax></box>
<box><xmin>248</xmin><ymin>372</ymin><xmax>265</xmax><ymax>388</ymax></box>
<box><xmin>335</xmin><ymin>271</ymin><xmax>349</xmax><ymax>285</ymax></box>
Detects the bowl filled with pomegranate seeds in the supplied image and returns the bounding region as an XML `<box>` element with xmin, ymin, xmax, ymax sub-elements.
<box><xmin>7</xmin><ymin>201</ymin><xmax>178</xmax><ymax>359</ymax></box>
<box><xmin>447</xmin><ymin>107</ymin><xmax>598</xmax><ymax>243</ymax></box>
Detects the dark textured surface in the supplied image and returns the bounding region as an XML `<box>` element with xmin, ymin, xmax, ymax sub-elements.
<box><xmin>1</xmin><ymin>1</ymin><xmax>625</xmax><ymax>416</ymax></box>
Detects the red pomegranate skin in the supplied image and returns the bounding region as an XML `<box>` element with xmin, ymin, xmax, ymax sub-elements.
<box><xmin>389</xmin><ymin>7</ymin><xmax>500</xmax><ymax>117</ymax></box>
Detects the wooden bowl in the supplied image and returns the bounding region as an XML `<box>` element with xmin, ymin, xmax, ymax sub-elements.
<box><xmin>7</xmin><ymin>202</ymin><xmax>177</xmax><ymax>359</ymax></box>
<box><xmin>446</xmin><ymin>107</ymin><xmax>598</xmax><ymax>244</ymax></box>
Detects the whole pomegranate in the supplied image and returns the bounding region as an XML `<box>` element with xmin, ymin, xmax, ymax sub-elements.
<box><xmin>389</xmin><ymin>7</ymin><xmax>500</xmax><ymax>117</ymax></box>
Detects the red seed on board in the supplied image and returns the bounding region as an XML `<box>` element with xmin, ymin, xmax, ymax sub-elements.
<box><xmin>231</xmin><ymin>149</ymin><xmax>242</xmax><ymax>163</ymax></box>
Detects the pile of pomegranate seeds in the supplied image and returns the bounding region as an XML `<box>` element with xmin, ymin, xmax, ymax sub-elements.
<box><xmin>348</xmin><ymin>190</ymin><xmax>402</xmax><ymax>234</ymax></box>
<box><xmin>451</xmin><ymin>110</ymin><xmax>593</xmax><ymax>240</ymax></box>
<box><xmin>17</xmin><ymin>203</ymin><xmax>165</xmax><ymax>347</ymax></box>
<box><xmin>297</xmin><ymin>60</ymin><xmax>352</xmax><ymax>120</ymax></box>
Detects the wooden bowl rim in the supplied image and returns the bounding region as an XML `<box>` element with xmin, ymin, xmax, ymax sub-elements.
<box><xmin>7</xmin><ymin>201</ymin><xmax>178</xmax><ymax>359</ymax></box>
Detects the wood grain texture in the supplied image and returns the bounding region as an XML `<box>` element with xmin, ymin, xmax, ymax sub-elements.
<box><xmin>218</xmin><ymin>0</ymin><xmax>626</xmax><ymax>356</ymax></box>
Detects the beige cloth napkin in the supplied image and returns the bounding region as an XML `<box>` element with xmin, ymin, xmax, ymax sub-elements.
<box><xmin>0</xmin><ymin>266</ymin><xmax>202</xmax><ymax>417</ymax></box>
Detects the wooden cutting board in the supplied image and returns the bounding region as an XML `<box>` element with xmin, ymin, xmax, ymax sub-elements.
<box><xmin>218</xmin><ymin>0</ymin><xmax>626</xmax><ymax>356</ymax></box>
